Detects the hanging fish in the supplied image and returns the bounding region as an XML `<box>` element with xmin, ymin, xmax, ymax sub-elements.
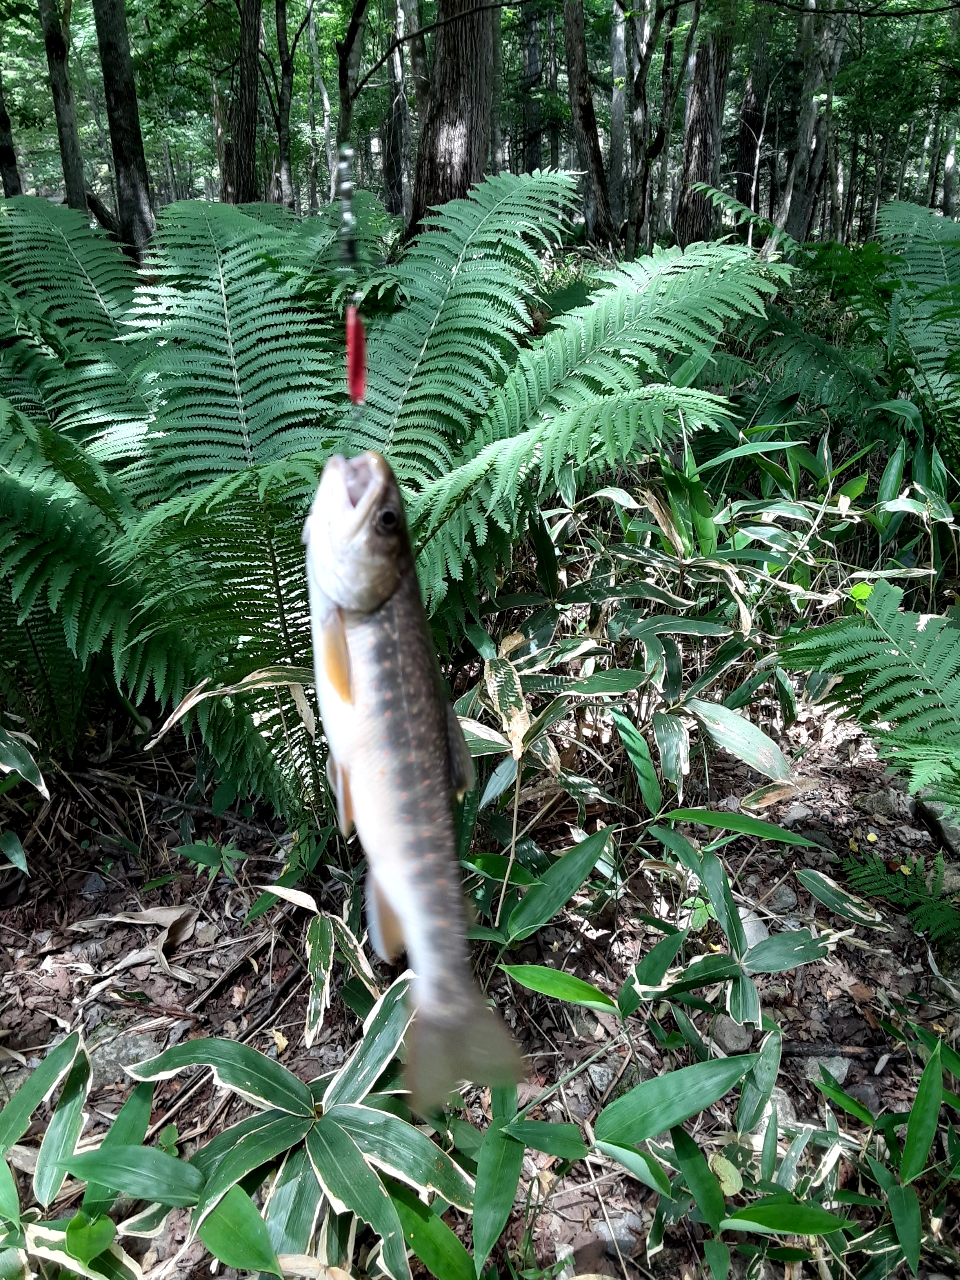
<box><xmin>304</xmin><ymin>450</ymin><xmax>523</xmax><ymax>1110</ymax></box>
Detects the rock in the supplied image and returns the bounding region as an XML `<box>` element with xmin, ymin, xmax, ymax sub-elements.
<box><xmin>846</xmin><ymin>1081</ymin><xmax>880</xmax><ymax>1113</ymax></box>
<box><xmin>88</xmin><ymin>1026</ymin><xmax>164</xmax><ymax>1089</ymax></box>
<box><xmin>587</xmin><ymin>1063</ymin><xmax>615</xmax><ymax>1094</ymax></box>
<box><xmin>862</xmin><ymin>790</ymin><xmax>899</xmax><ymax>817</ymax></box>
<box><xmin>771</xmin><ymin>884</ymin><xmax>799</xmax><ymax>913</ymax></box>
<box><xmin>916</xmin><ymin>797</ymin><xmax>960</xmax><ymax>857</ymax></box>
<box><xmin>739</xmin><ymin>907</ymin><xmax>769</xmax><ymax>947</ymax></box>
<box><xmin>719</xmin><ymin>795</ymin><xmax>742</xmax><ymax>812</ymax></box>
<box><xmin>750</xmin><ymin>1085</ymin><xmax>796</xmax><ymax>1136</ymax></box>
<box><xmin>81</xmin><ymin>872</ymin><xmax>106</xmax><ymax>897</ymax></box>
<box><xmin>595</xmin><ymin>1212</ymin><xmax>646</xmax><ymax>1258</ymax></box>
<box><xmin>713</xmin><ymin>1014</ymin><xmax>754</xmax><ymax>1055</ymax></box>
<box><xmin>804</xmin><ymin>1055</ymin><xmax>850</xmax><ymax>1086</ymax></box>
<box><xmin>781</xmin><ymin>803</ymin><xmax>813</xmax><ymax>827</ymax></box>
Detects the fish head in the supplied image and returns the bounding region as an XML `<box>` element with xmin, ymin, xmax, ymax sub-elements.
<box><xmin>304</xmin><ymin>451</ymin><xmax>409</xmax><ymax>612</ymax></box>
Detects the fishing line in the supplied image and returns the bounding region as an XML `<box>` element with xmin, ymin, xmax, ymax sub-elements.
<box><xmin>337</xmin><ymin>145</ymin><xmax>367</xmax><ymax>413</ymax></box>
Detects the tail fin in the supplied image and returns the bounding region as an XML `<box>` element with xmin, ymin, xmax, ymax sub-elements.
<box><xmin>406</xmin><ymin>996</ymin><xmax>524</xmax><ymax>1113</ymax></box>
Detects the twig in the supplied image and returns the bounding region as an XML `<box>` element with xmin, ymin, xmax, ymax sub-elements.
<box><xmin>76</xmin><ymin>771</ymin><xmax>277</xmax><ymax>838</ymax></box>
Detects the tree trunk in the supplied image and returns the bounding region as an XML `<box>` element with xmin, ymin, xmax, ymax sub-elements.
<box><xmin>609</xmin><ymin>0</ymin><xmax>627</xmax><ymax>224</ymax></box>
<box><xmin>521</xmin><ymin>1</ymin><xmax>542</xmax><ymax>173</ymax></box>
<box><xmin>37</xmin><ymin>0</ymin><xmax>86</xmax><ymax>210</ymax></box>
<box><xmin>399</xmin><ymin>0</ymin><xmax>429</xmax><ymax>122</ymax></box>
<box><xmin>0</xmin><ymin>67</ymin><xmax>22</xmax><ymax>197</ymax></box>
<box><xmin>894</xmin><ymin>119</ymin><xmax>914</xmax><ymax>201</ymax></box>
<box><xmin>229</xmin><ymin>0</ymin><xmax>262</xmax><ymax>202</ymax></box>
<box><xmin>308</xmin><ymin>9</ymin><xmax>336</xmax><ymax>203</ymax></box>
<box><xmin>91</xmin><ymin>0</ymin><xmax>154</xmax><ymax>255</ymax></box>
<box><xmin>547</xmin><ymin>9</ymin><xmax>559</xmax><ymax>169</ymax></box>
<box><xmin>490</xmin><ymin>4</ymin><xmax>503</xmax><ymax>169</ymax></box>
<box><xmin>942</xmin><ymin>119</ymin><xmax>957</xmax><ymax>218</ymax></box>
<box><xmin>650</xmin><ymin>0</ymin><xmax>700</xmax><ymax>248</ymax></box>
<box><xmin>563</xmin><ymin>0</ymin><xmax>617</xmax><ymax>245</ymax></box>
<box><xmin>841</xmin><ymin>131</ymin><xmax>858</xmax><ymax>242</ymax></box>
<box><xmin>336</xmin><ymin>0</ymin><xmax>369</xmax><ymax>146</ymax></box>
<box><xmin>735</xmin><ymin>19</ymin><xmax>768</xmax><ymax>212</ymax></box>
<box><xmin>674</xmin><ymin>11</ymin><xmax>733</xmax><ymax>248</ymax></box>
<box><xmin>383</xmin><ymin>0</ymin><xmax>412</xmax><ymax>219</ymax></box>
<box><xmin>273</xmin><ymin>0</ymin><xmax>295</xmax><ymax>208</ymax></box>
<box><xmin>926</xmin><ymin>115</ymin><xmax>943</xmax><ymax>208</ymax></box>
<box><xmin>623</xmin><ymin>0</ymin><xmax>669</xmax><ymax>257</ymax></box>
<box><xmin>410</xmin><ymin>0</ymin><xmax>495</xmax><ymax>233</ymax></box>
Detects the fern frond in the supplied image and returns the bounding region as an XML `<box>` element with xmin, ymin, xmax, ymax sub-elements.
<box><xmin>844</xmin><ymin>850</ymin><xmax>960</xmax><ymax>943</ymax></box>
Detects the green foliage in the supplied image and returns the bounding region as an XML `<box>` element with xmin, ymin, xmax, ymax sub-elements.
<box><xmin>843</xmin><ymin>850</ymin><xmax>960</xmax><ymax>943</ymax></box>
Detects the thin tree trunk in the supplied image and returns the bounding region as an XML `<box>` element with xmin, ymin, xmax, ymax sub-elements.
<box><xmin>651</xmin><ymin>0</ymin><xmax>700</xmax><ymax>247</ymax></box>
<box><xmin>383</xmin><ymin>0</ymin><xmax>412</xmax><ymax>219</ymax></box>
<box><xmin>943</xmin><ymin>119</ymin><xmax>958</xmax><ymax>217</ymax></box>
<box><xmin>308</xmin><ymin>9</ymin><xmax>318</xmax><ymax>211</ymax></box>
<box><xmin>521</xmin><ymin>1</ymin><xmax>542</xmax><ymax>173</ymax></box>
<box><xmin>564</xmin><ymin>0</ymin><xmax>616</xmax><ymax>244</ymax></box>
<box><xmin>273</xmin><ymin>0</ymin><xmax>295</xmax><ymax>208</ymax></box>
<box><xmin>410</xmin><ymin>0</ymin><xmax>495</xmax><ymax>233</ymax></box>
<box><xmin>609</xmin><ymin>0</ymin><xmax>627</xmax><ymax>224</ymax></box>
<box><xmin>336</xmin><ymin>0</ymin><xmax>369</xmax><ymax>146</ymax></box>
<box><xmin>894</xmin><ymin>119</ymin><xmax>914</xmax><ymax>201</ymax></box>
<box><xmin>841</xmin><ymin>131</ymin><xmax>857</xmax><ymax>242</ymax></box>
<box><xmin>490</xmin><ymin>3</ymin><xmax>503</xmax><ymax>169</ymax></box>
<box><xmin>0</xmin><ymin>67</ymin><xmax>22</xmax><ymax>197</ymax></box>
<box><xmin>675</xmin><ymin>9</ymin><xmax>733</xmax><ymax>248</ymax></box>
<box><xmin>37</xmin><ymin>0</ymin><xmax>86</xmax><ymax>210</ymax></box>
<box><xmin>926</xmin><ymin>114</ymin><xmax>943</xmax><ymax>207</ymax></box>
<box><xmin>399</xmin><ymin>0</ymin><xmax>429</xmax><ymax>121</ymax></box>
<box><xmin>230</xmin><ymin>0</ymin><xmax>262</xmax><ymax>202</ymax></box>
<box><xmin>869</xmin><ymin>131</ymin><xmax>890</xmax><ymax>235</ymax></box>
<box><xmin>624</xmin><ymin>0</ymin><xmax>668</xmax><ymax>257</ymax></box>
<box><xmin>91</xmin><ymin>0</ymin><xmax>154</xmax><ymax>255</ymax></box>
<box><xmin>547</xmin><ymin>9</ymin><xmax>559</xmax><ymax>168</ymax></box>
<box><xmin>735</xmin><ymin>19</ymin><xmax>767</xmax><ymax>212</ymax></box>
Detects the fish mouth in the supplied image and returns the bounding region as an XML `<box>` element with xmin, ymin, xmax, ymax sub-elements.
<box><xmin>326</xmin><ymin>451</ymin><xmax>390</xmax><ymax>539</ymax></box>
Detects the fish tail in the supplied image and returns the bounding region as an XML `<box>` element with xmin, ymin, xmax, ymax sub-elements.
<box><xmin>406</xmin><ymin>994</ymin><xmax>524</xmax><ymax>1113</ymax></box>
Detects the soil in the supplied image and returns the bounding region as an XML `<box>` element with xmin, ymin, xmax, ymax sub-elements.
<box><xmin>1</xmin><ymin>701</ymin><xmax>958</xmax><ymax>1279</ymax></box>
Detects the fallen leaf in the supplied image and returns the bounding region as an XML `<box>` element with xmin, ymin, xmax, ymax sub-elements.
<box><xmin>269</xmin><ymin>1028</ymin><xmax>289</xmax><ymax>1055</ymax></box>
<box><xmin>231</xmin><ymin>985</ymin><xmax>247</xmax><ymax>1008</ymax></box>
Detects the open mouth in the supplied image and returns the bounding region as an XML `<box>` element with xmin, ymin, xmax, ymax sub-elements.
<box><xmin>325</xmin><ymin>451</ymin><xmax>388</xmax><ymax>534</ymax></box>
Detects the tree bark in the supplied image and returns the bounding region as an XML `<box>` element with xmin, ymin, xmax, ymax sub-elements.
<box><xmin>399</xmin><ymin>0</ymin><xmax>429</xmax><ymax>122</ymax></box>
<box><xmin>674</xmin><ymin>10</ymin><xmax>733</xmax><ymax>248</ymax></box>
<box><xmin>228</xmin><ymin>0</ymin><xmax>262</xmax><ymax>202</ymax></box>
<box><xmin>410</xmin><ymin>0</ymin><xmax>495</xmax><ymax>233</ymax></box>
<box><xmin>735</xmin><ymin>19</ymin><xmax>768</xmax><ymax>212</ymax></box>
<box><xmin>623</xmin><ymin>0</ymin><xmax>668</xmax><ymax>257</ymax></box>
<box><xmin>336</xmin><ymin>0</ymin><xmax>369</xmax><ymax>146</ymax></box>
<box><xmin>521</xmin><ymin>1</ymin><xmax>542</xmax><ymax>173</ymax></box>
<box><xmin>91</xmin><ymin>0</ymin><xmax>155</xmax><ymax>255</ymax></box>
<box><xmin>490</xmin><ymin>4</ymin><xmax>503</xmax><ymax>170</ymax></box>
<box><xmin>564</xmin><ymin>0</ymin><xmax>617</xmax><ymax>245</ymax></box>
<box><xmin>37</xmin><ymin>0</ymin><xmax>86</xmax><ymax>210</ymax></box>
<box><xmin>0</xmin><ymin>67</ymin><xmax>22</xmax><ymax>197</ymax></box>
<box><xmin>942</xmin><ymin>119</ymin><xmax>957</xmax><ymax>217</ymax></box>
<box><xmin>273</xmin><ymin>0</ymin><xmax>295</xmax><ymax>207</ymax></box>
<box><xmin>383</xmin><ymin>0</ymin><xmax>412</xmax><ymax>219</ymax></box>
<box><xmin>546</xmin><ymin>8</ymin><xmax>559</xmax><ymax>168</ymax></box>
<box><xmin>609</xmin><ymin>0</ymin><xmax>627</xmax><ymax>224</ymax></box>
<box><xmin>650</xmin><ymin>0</ymin><xmax>700</xmax><ymax>248</ymax></box>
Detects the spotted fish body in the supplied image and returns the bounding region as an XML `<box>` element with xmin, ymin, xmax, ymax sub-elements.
<box><xmin>303</xmin><ymin>451</ymin><xmax>522</xmax><ymax>1109</ymax></box>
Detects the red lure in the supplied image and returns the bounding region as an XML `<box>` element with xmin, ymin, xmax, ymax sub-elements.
<box><xmin>346</xmin><ymin>303</ymin><xmax>366</xmax><ymax>406</ymax></box>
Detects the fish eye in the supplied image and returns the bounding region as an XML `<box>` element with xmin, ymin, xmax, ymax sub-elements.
<box><xmin>375</xmin><ymin>506</ymin><xmax>400</xmax><ymax>534</ymax></box>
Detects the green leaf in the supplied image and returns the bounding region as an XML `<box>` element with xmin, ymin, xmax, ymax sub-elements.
<box><xmin>500</xmin><ymin>965</ymin><xmax>617</xmax><ymax>1013</ymax></box>
<box><xmin>795</xmin><ymin>869</ymin><xmax>884</xmax><ymax>926</ymax></box>
<box><xmin>0</xmin><ymin>1161</ymin><xmax>19</xmax><ymax>1225</ymax></box>
<box><xmin>703</xmin><ymin>1238</ymin><xmax>730</xmax><ymax>1280</ymax></box>
<box><xmin>63</xmin><ymin>1146</ymin><xmax>204</xmax><ymax>1207</ymax></box>
<box><xmin>663</xmin><ymin>809</ymin><xmax>817</xmax><ymax>847</ymax></box>
<box><xmin>463</xmin><ymin>855</ymin><xmax>540</xmax><ymax>886</ymax></box>
<box><xmin>387</xmin><ymin>1176</ymin><xmax>474</xmax><ymax>1280</ymax></box>
<box><xmin>0</xmin><ymin>727</ymin><xmax>48</xmax><ymax>799</ymax></box>
<box><xmin>743</xmin><ymin>930</ymin><xmax>827</xmax><ymax>974</ymax></box>
<box><xmin>595</xmin><ymin>1055</ymin><xmax>758</xmax><ymax>1146</ymax></box>
<box><xmin>813</xmin><ymin>1067</ymin><xmax>875</xmax><ymax>1126</ymax></box>
<box><xmin>193</xmin><ymin>1111</ymin><xmax>314</xmax><ymax>1221</ymax></box>
<box><xmin>323</xmin><ymin>975</ymin><xmax>413</xmax><ymax>1108</ymax></box>
<box><xmin>737</xmin><ymin>1032</ymin><xmax>782</xmax><ymax>1134</ymax></box>
<box><xmin>569</xmin><ymin>670</ymin><xmax>648</xmax><ymax>695</ymax></box>
<box><xmin>82</xmin><ymin>1082</ymin><xmax>155</xmax><ymax>1219</ymax></box>
<box><xmin>328</xmin><ymin>1103</ymin><xmax>474</xmax><ymax>1209</ymax></box>
<box><xmin>721</xmin><ymin>1196</ymin><xmax>846</xmax><ymax>1235</ymax></box>
<box><xmin>670</xmin><ymin>1127</ymin><xmax>724</xmax><ymax>1232</ymax></box>
<box><xmin>306</xmin><ymin>1116</ymin><xmax>410</xmax><ymax>1280</ymax></box>
<box><xmin>685</xmin><ymin>698</ymin><xmax>794</xmax><ymax>782</ymax></box>
<box><xmin>0</xmin><ymin>833</ymin><xmax>26</xmax><ymax>875</ymax></box>
<box><xmin>653</xmin><ymin>712</ymin><xmax>689</xmax><ymax>789</ymax></box>
<box><xmin>619</xmin><ymin>930</ymin><xmax>687</xmax><ymax>1016</ymax></box>
<box><xmin>472</xmin><ymin>1116</ymin><xmax>524</xmax><ymax>1274</ymax></box>
<box><xmin>595</xmin><ymin>1141</ymin><xmax>671</xmax><ymax>1196</ymax></box>
<box><xmin>65</xmin><ymin>1213</ymin><xmax>116</xmax><ymax>1266</ymax></box>
<box><xmin>506</xmin><ymin>826</ymin><xmax>611</xmax><ymax>942</ymax></box>
<box><xmin>502</xmin><ymin>1120</ymin><xmax>588</xmax><ymax>1160</ymax></box>
<box><xmin>611</xmin><ymin>711</ymin><xmax>662</xmax><ymax>814</ymax></box>
<box><xmin>197</xmin><ymin>1184</ymin><xmax>281</xmax><ymax>1276</ymax></box>
<box><xmin>129</xmin><ymin>1038</ymin><xmax>313</xmax><ymax>1116</ymax></box>
<box><xmin>35</xmin><ymin>1050</ymin><xmax>90</xmax><ymax>1206</ymax></box>
<box><xmin>900</xmin><ymin>1043</ymin><xmax>942</xmax><ymax>1183</ymax></box>
<box><xmin>305</xmin><ymin>914</ymin><xmax>335</xmax><ymax>1049</ymax></box>
<box><xmin>0</xmin><ymin>1032</ymin><xmax>80</xmax><ymax>1155</ymax></box>
<box><xmin>868</xmin><ymin>1157</ymin><xmax>920</xmax><ymax>1276</ymax></box>
<box><xmin>262</xmin><ymin>1146</ymin><xmax>324</xmax><ymax>1256</ymax></box>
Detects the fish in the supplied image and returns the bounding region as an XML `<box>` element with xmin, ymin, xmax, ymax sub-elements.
<box><xmin>303</xmin><ymin>450</ymin><xmax>523</xmax><ymax>1110</ymax></box>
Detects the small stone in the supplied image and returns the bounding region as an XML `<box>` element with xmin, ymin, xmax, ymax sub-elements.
<box><xmin>587</xmin><ymin>1063</ymin><xmax>615</xmax><ymax>1094</ymax></box>
<box><xmin>862</xmin><ymin>791</ymin><xmax>898</xmax><ymax>817</ymax></box>
<box><xmin>846</xmin><ymin>1081</ymin><xmax>880</xmax><ymax>1113</ymax></box>
<box><xmin>596</xmin><ymin>1212</ymin><xmax>646</xmax><ymax>1258</ymax></box>
<box><xmin>804</xmin><ymin>1055</ymin><xmax>850</xmax><ymax>1086</ymax></box>
<box><xmin>88</xmin><ymin>1027</ymin><xmax>163</xmax><ymax>1089</ymax></box>
<box><xmin>713</xmin><ymin>1014</ymin><xmax>753</xmax><ymax>1055</ymax></box>
<box><xmin>750</xmin><ymin>1085</ymin><xmax>796</xmax><ymax>1136</ymax></box>
<box><xmin>719</xmin><ymin>795</ymin><xmax>741</xmax><ymax>812</ymax></box>
<box><xmin>917</xmin><ymin>797</ymin><xmax>960</xmax><ymax>857</ymax></box>
<box><xmin>739</xmin><ymin>907</ymin><xmax>769</xmax><ymax>947</ymax></box>
<box><xmin>771</xmin><ymin>884</ymin><xmax>798</xmax><ymax>913</ymax></box>
<box><xmin>81</xmin><ymin>872</ymin><xmax>106</xmax><ymax>897</ymax></box>
<box><xmin>781</xmin><ymin>803</ymin><xmax>813</xmax><ymax>827</ymax></box>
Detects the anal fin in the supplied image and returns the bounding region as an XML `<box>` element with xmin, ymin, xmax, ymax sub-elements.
<box><xmin>322</xmin><ymin>606</ymin><xmax>353</xmax><ymax>703</ymax></box>
<box><xmin>366</xmin><ymin>871</ymin><xmax>406</xmax><ymax>963</ymax></box>
<box><xmin>326</xmin><ymin>755</ymin><xmax>354</xmax><ymax>837</ymax></box>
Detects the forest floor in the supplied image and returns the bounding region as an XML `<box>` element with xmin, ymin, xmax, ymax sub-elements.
<box><xmin>1</xmin><ymin>703</ymin><xmax>957</xmax><ymax>1280</ymax></box>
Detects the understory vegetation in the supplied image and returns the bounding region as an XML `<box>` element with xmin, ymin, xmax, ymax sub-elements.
<box><xmin>1</xmin><ymin>178</ymin><xmax>960</xmax><ymax>1279</ymax></box>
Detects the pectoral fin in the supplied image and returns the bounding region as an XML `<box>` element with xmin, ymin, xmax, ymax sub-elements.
<box><xmin>446</xmin><ymin>703</ymin><xmax>476</xmax><ymax>801</ymax></box>
<box><xmin>322</xmin><ymin>606</ymin><xmax>353</xmax><ymax>703</ymax></box>
<box><xmin>366</xmin><ymin>872</ymin><xmax>406</xmax><ymax>963</ymax></box>
<box><xmin>326</xmin><ymin>755</ymin><xmax>354</xmax><ymax>837</ymax></box>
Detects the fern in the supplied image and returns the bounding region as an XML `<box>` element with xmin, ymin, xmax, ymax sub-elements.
<box><xmin>844</xmin><ymin>850</ymin><xmax>960</xmax><ymax>944</ymax></box>
<box><xmin>780</xmin><ymin>580</ymin><xmax>960</xmax><ymax>809</ymax></box>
